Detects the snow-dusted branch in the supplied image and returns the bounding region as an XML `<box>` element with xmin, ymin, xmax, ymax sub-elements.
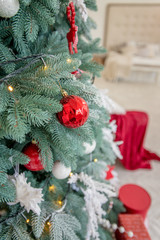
<box><xmin>68</xmin><ymin>172</ymin><xmax>116</xmax><ymax>240</ymax></box>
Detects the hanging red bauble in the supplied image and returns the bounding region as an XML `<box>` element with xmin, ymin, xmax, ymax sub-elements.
<box><xmin>57</xmin><ymin>95</ymin><xmax>89</xmax><ymax>128</ymax></box>
<box><xmin>23</xmin><ymin>143</ymin><xmax>44</xmax><ymax>171</ymax></box>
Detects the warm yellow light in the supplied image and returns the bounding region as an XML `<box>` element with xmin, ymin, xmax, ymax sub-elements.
<box><xmin>49</xmin><ymin>185</ymin><xmax>56</xmax><ymax>192</ymax></box>
<box><xmin>67</xmin><ymin>58</ymin><xmax>72</xmax><ymax>64</ymax></box>
<box><xmin>26</xmin><ymin>219</ymin><xmax>30</xmax><ymax>223</ymax></box>
<box><xmin>47</xmin><ymin>221</ymin><xmax>51</xmax><ymax>226</ymax></box>
<box><xmin>94</xmin><ymin>158</ymin><xmax>98</xmax><ymax>163</ymax></box>
<box><xmin>43</xmin><ymin>65</ymin><xmax>48</xmax><ymax>71</ymax></box>
<box><xmin>8</xmin><ymin>85</ymin><xmax>14</xmax><ymax>92</ymax></box>
<box><xmin>57</xmin><ymin>200</ymin><xmax>63</xmax><ymax>206</ymax></box>
<box><xmin>69</xmin><ymin>172</ymin><xmax>73</xmax><ymax>177</ymax></box>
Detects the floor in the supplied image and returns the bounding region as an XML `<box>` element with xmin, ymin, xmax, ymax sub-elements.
<box><xmin>95</xmin><ymin>78</ymin><xmax>160</xmax><ymax>240</ymax></box>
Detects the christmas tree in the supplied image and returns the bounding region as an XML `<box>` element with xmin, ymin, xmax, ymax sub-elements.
<box><xmin>0</xmin><ymin>0</ymin><xmax>124</xmax><ymax>239</ymax></box>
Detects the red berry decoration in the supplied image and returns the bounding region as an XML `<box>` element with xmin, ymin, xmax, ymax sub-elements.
<box><xmin>66</xmin><ymin>2</ymin><xmax>78</xmax><ymax>54</ymax></box>
<box><xmin>23</xmin><ymin>143</ymin><xmax>44</xmax><ymax>171</ymax></box>
<box><xmin>71</xmin><ymin>69</ymin><xmax>84</xmax><ymax>78</ymax></box>
<box><xmin>57</xmin><ymin>95</ymin><xmax>89</xmax><ymax>128</ymax></box>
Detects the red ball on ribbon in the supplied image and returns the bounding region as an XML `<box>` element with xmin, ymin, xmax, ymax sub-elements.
<box><xmin>23</xmin><ymin>143</ymin><xmax>44</xmax><ymax>171</ymax></box>
<box><xmin>57</xmin><ymin>95</ymin><xmax>89</xmax><ymax>128</ymax></box>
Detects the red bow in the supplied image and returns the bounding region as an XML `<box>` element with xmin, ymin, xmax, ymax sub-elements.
<box><xmin>106</xmin><ymin>165</ymin><xmax>115</xmax><ymax>180</ymax></box>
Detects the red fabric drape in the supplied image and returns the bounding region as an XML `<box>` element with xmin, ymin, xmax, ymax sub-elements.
<box><xmin>111</xmin><ymin>111</ymin><xmax>160</xmax><ymax>170</ymax></box>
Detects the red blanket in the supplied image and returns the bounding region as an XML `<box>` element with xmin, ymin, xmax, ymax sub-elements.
<box><xmin>111</xmin><ymin>111</ymin><xmax>160</xmax><ymax>170</ymax></box>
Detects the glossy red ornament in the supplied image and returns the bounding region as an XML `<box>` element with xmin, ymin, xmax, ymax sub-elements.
<box><xmin>57</xmin><ymin>95</ymin><xmax>89</xmax><ymax>128</ymax></box>
<box><xmin>23</xmin><ymin>143</ymin><xmax>44</xmax><ymax>171</ymax></box>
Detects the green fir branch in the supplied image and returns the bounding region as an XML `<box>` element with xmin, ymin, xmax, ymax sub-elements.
<box><xmin>32</xmin><ymin>210</ymin><xmax>47</xmax><ymax>238</ymax></box>
<box><xmin>49</xmin><ymin>213</ymin><xmax>81</xmax><ymax>240</ymax></box>
<box><xmin>30</xmin><ymin>128</ymin><xmax>54</xmax><ymax>171</ymax></box>
<box><xmin>0</xmin><ymin>180</ymin><xmax>16</xmax><ymax>203</ymax></box>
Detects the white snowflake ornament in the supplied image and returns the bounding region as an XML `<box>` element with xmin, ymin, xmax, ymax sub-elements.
<box><xmin>0</xmin><ymin>0</ymin><xmax>20</xmax><ymax>18</ymax></box>
<box><xmin>10</xmin><ymin>173</ymin><xmax>43</xmax><ymax>215</ymax></box>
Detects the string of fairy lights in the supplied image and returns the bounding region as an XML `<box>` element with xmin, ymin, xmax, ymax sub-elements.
<box><xmin>0</xmin><ymin>151</ymin><xmax>134</xmax><ymax>238</ymax></box>
<box><xmin>4</xmin><ymin>54</ymin><xmax>74</xmax><ymax>94</ymax></box>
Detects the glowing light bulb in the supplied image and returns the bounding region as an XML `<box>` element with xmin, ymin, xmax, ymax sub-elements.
<box><xmin>69</xmin><ymin>172</ymin><xmax>73</xmax><ymax>177</ymax></box>
<box><xmin>94</xmin><ymin>158</ymin><xmax>98</xmax><ymax>163</ymax></box>
<box><xmin>67</xmin><ymin>58</ymin><xmax>72</xmax><ymax>64</ymax></box>
<box><xmin>43</xmin><ymin>65</ymin><xmax>48</xmax><ymax>71</ymax></box>
<box><xmin>57</xmin><ymin>200</ymin><xmax>63</xmax><ymax>206</ymax></box>
<box><xmin>8</xmin><ymin>85</ymin><xmax>14</xmax><ymax>92</ymax></box>
<box><xmin>26</xmin><ymin>219</ymin><xmax>30</xmax><ymax>223</ymax></box>
<box><xmin>47</xmin><ymin>221</ymin><xmax>51</xmax><ymax>226</ymax></box>
<box><xmin>49</xmin><ymin>185</ymin><xmax>56</xmax><ymax>192</ymax></box>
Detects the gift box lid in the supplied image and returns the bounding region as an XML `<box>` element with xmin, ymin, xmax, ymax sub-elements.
<box><xmin>119</xmin><ymin>184</ymin><xmax>151</xmax><ymax>213</ymax></box>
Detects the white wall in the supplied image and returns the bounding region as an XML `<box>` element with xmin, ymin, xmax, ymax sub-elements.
<box><xmin>89</xmin><ymin>0</ymin><xmax>160</xmax><ymax>46</ymax></box>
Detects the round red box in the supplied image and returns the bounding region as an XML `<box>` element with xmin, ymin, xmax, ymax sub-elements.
<box><xmin>119</xmin><ymin>184</ymin><xmax>151</xmax><ymax>220</ymax></box>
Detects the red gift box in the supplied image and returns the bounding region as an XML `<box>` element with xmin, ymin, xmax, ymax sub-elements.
<box><xmin>115</xmin><ymin>214</ymin><xmax>151</xmax><ymax>240</ymax></box>
<box><xmin>119</xmin><ymin>184</ymin><xmax>151</xmax><ymax>220</ymax></box>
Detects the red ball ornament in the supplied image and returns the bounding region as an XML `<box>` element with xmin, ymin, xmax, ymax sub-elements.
<box><xmin>57</xmin><ymin>95</ymin><xmax>89</xmax><ymax>128</ymax></box>
<box><xmin>23</xmin><ymin>143</ymin><xmax>44</xmax><ymax>171</ymax></box>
